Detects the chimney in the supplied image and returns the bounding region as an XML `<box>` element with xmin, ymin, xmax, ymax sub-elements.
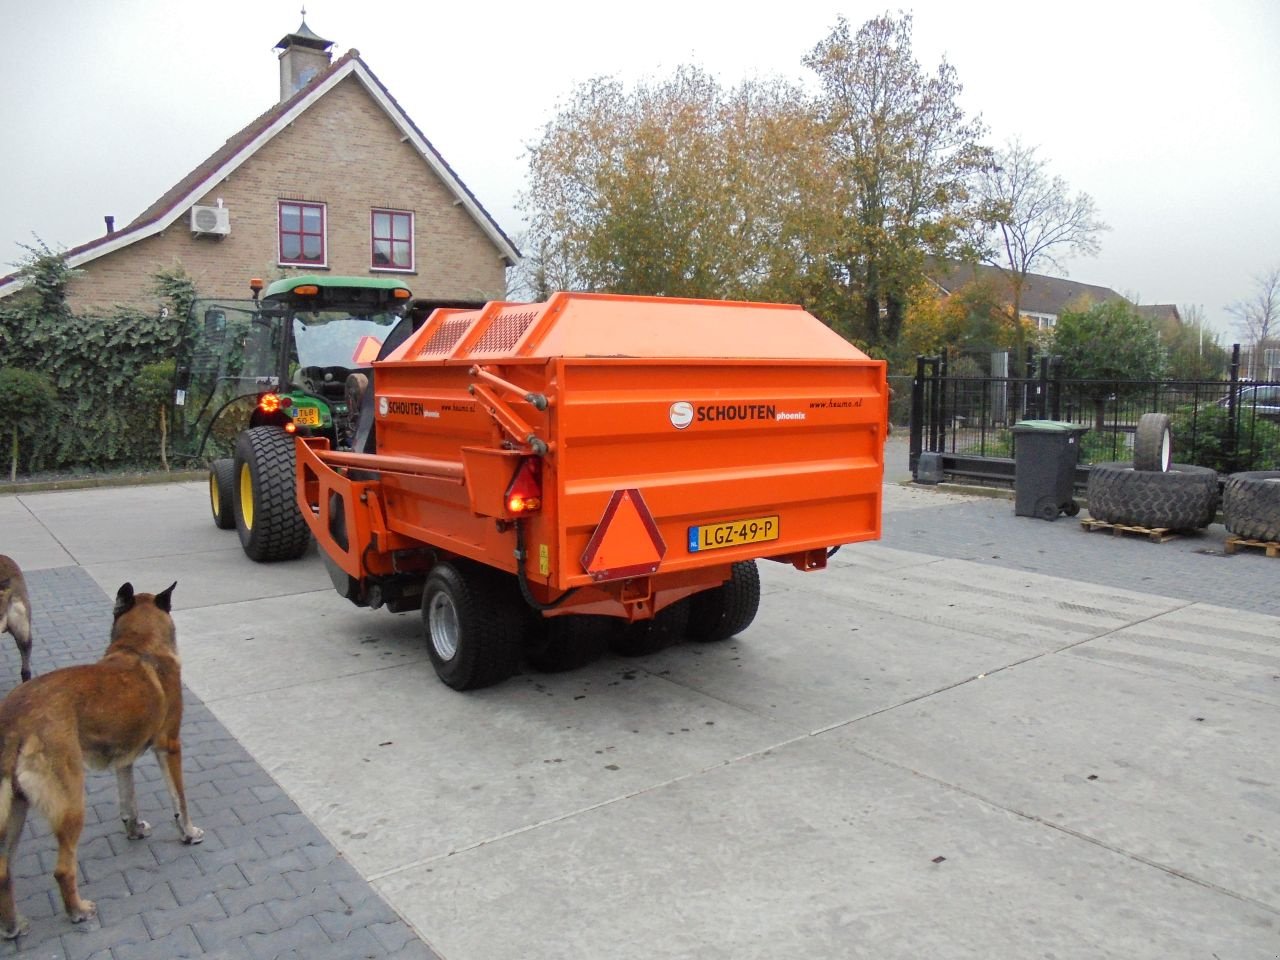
<box><xmin>104</xmin><ymin>215</ymin><xmax>115</xmax><ymax>235</ymax></box>
<box><xmin>274</xmin><ymin>12</ymin><xmax>334</xmax><ymax>103</ymax></box>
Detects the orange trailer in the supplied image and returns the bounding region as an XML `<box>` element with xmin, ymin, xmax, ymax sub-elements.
<box><xmin>296</xmin><ymin>292</ymin><xmax>886</xmax><ymax>689</ymax></box>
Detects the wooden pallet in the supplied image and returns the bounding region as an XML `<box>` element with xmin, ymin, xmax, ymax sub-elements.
<box><xmin>1224</xmin><ymin>535</ymin><xmax>1280</xmax><ymax>558</ymax></box>
<box><xmin>1079</xmin><ymin>518</ymin><xmax>1178</xmax><ymax>543</ymax></box>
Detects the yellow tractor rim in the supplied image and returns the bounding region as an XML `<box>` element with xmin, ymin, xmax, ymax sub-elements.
<box><xmin>239</xmin><ymin>463</ymin><xmax>255</xmax><ymax>530</ymax></box>
<box><xmin>209</xmin><ymin>472</ymin><xmax>221</xmax><ymax>520</ymax></box>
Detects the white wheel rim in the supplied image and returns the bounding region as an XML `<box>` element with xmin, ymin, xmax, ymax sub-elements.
<box><xmin>1160</xmin><ymin>428</ymin><xmax>1171</xmax><ymax>472</ymax></box>
<box><xmin>428</xmin><ymin>592</ymin><xmax>460</xmax><ymax>661</ymax></box>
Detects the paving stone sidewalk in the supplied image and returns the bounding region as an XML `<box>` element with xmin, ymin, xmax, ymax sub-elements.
<box><xmin>0</xmin><ymin>566</ymin><xmax>439</xmax><ymax>960</ymax></box>
<box><xmin>882</xmin><ymin>488</ymin><xmax>1280</xmax><ymax>617</ymax></box>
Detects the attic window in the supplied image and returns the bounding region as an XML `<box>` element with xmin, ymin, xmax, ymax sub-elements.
<box><xmin>371</xmin><ymin>209</ymin><xmax>413</xmax><ymax>271</ymax></box>
<box><xmin>278</xmin><ymin>200</ymin><xmax>326</xmax><ymax>266</ymax></box>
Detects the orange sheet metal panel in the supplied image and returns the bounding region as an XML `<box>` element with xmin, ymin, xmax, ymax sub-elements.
<box><xmin>367</xmin><ymin>293</ymin><xmax>886</xmax><ymax>592</ymax></box>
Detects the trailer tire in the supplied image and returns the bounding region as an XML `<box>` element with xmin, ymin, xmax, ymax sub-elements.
<box><xmin>209</xmin><ymin>458</ymin><xmax>236</xmax><ymax>530</ymax></box>
<box><xmin>1086</xmin><ymin>462</ymin><xmax>1218</xmax><ymax>530</ymax></box>
<box><xmin>609</xmin><ymin>599</ymin><xmax>690</xmax><ymax>658</ymax></box>
<box><xmin>1133</xmin><ymin>413</ymin><xmax>1172</xmax><ymax>472</ymax></box>
<box><xmin>525</xmin><ymin>615</ymin><xmax>610</xmax><ymax>673</ymax></box>
<box><xmin>686</xmin><ymin>561</ymin><xmax>761</xmax><ymax>642</ymax></box>
<box><xmin>422</xmin><ymin>562</ymin><xmax>523</xmax><ymax>690</ymax></box>
<box><xmin>1222</xmin><ymin>471</ymin><xmax>1280</xmax><ymax>542</ymax></box>
<box><xmin>233</xmin><ymin>427</ymin><xmax>311</xmax><ymax>561</ymax></box>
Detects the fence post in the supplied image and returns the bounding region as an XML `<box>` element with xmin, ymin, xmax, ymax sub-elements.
<box><xmin>1227</xmin><ymin>343</ymin><xmax>1241</xmax><ymax>472</ymax></box>
<box><xmin>1037</xmin><ymin>356</ymin><xmax>1050</xmax><ymax>419</ymax></box>
<box><xmin>909</xmin><ymin>355</ymin><xmax>927</xmax><ymax>475</ymax></box>
<box><xmin>1049</xmin><ymin>356</ymin><xmax>1063</xmax><ymax>421</ymax></box>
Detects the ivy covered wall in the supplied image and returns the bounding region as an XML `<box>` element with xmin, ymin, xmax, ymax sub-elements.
<box><xmin>0</xmin><ymin>246</ymin><xmax>196</xmax><ymax>475</ymax></box>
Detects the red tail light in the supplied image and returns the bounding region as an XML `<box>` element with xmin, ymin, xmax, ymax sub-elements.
<box><xmin>259</xmin><ymin>393</ymin><xmax>282</xmax><ymax>414</ymax></box>
<box><xmin>505</xmin><ymin>457</ymin><xmax>542</xmax><ymax>514</ymax></box>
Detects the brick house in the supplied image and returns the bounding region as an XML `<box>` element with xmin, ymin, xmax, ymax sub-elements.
<box><xmin>0</xmin><ymin>19</ymin><xmax>519</xmax><ymax>313</ymax></box>
<box><xmin>926</xmin><ymin>258</ymin><xmax>1178</xmax><ymax>332</ymax></box>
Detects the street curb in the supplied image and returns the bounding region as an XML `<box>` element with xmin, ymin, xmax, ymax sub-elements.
<box><xmin>0</xmin><ymin>469</ymin><xmax>205</xmax><ymax>496</ymax></box>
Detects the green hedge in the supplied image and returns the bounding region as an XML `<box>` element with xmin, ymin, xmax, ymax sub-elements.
<box><xmin>0</xmin><ymin>246</ymin><xmax>196</xmax><ymax>475</ymax></box>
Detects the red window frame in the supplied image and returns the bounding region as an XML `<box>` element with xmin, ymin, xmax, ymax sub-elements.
<box><xmin>278</xmin><ymin>200</ymin><xmax>326</xmax><ymax>266</ymax></box>
<box><xmin>371</xmin><ymin>208</ymin><xmax>414</xmax><ymax>271</ymax></box>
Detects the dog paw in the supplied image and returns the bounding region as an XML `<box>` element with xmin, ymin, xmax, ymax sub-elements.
<box><xmin>125</xmin><ymin>818</ymin><xmax>152</xmax><ymax>840</ymax></box>
<box><xmin>182</xmin><ymin>825</ymin><xmax>205</xmax><ymax>845</ymax></box>
<box><xmin>1</xmin><ymin>915</ymin><xmax>29</xmax><ymax>939</ymax></box>
<box><xmin>69</xmin><ymin>900</ymin><xmax>96</xmax><ymax>923</ymax></box>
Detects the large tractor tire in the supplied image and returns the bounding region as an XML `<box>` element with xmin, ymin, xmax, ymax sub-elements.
<box><xmin>1086</xmin><ymin>462</ymin><xmax>1218</xmax><ymax>530</ymax></box>
<box><xmin>525</xmin><ymin>614</ymin><xmax>610</xmax><ymax>673</ymax></box>
<box><xmin>609</xmin><ymin>599</ymin><xmax>690</xmax><ymax>658</ymax></box>
<box><xmin>421</xmin><ymin>561</ymin><xmax>524</xmax><ymax>690</ymax></box>
<box><xmin>232</xmin><ymin>427</ymin><xmax>311</xmax><ymax>562</ymax></box>
<box><xmin>209</xmin><ymin>458</ymin><xmax>236</xmax><ymax>530</ymax></box>
<box><xmin>686</xmin><ymin>560</ymin><xmax>761</xmax><ymax>643</ymax></box>
<box><xmin>1133</xmin><ymin>413</ymin><xmax>1172</xmax><ymax>473</ymax></box>
<box><xmin>1222</xmin><ymin>471</ymin><xmax>1280</xmax><ymax>542</ymax></box>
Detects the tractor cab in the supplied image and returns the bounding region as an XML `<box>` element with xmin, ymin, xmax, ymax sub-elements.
<box><xmin>248</xmin><ymin>275</ymin><xmax>413</xmax><ymax>448</ymax></box>
<box><xmin>176</xmin><ymin>276</ymin><xmax>414</xmax><ymax>459</ymax></box>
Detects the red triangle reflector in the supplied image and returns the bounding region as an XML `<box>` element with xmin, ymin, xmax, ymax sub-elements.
<box><xmin>580</xmin><ymin>489</ymin><xmax>666</xmax><ymax>583</ymax></box>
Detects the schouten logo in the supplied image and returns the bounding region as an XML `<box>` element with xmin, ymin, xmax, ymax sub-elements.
<box><xmin>671</xmin><ymin>400</ymin><xmax>807</xmax><ymax>428</ymax></box>
<box><xmin>669</xmin><ymin>401</ymin><xmax>694</xmax><ymax>430</ymax></box>
<box><xmin>379</xmin><ymin>397</ymin><xmax>428</xmax><ymax>417</ymax></box>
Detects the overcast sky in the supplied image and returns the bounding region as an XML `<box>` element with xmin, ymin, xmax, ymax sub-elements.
<box><xmin>2</xmin><ymin>0</ymin><xmax>1277</xmax><ymax>339</ymax></box>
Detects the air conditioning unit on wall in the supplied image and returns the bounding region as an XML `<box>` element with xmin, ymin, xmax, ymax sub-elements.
<box><xmin>190</xmin><ymin>205</ymin><xmax>230</xmax><ymax>237</ymax></box>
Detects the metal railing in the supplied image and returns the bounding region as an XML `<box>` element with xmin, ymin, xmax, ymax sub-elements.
<box><xmin>909</xmin><ymin>347</ymin><xmax>1280</xmax><ymax>485</ymax></box>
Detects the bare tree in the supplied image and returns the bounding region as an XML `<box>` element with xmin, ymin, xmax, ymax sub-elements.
<box><xmin>1227</xmin><ymin>265</ymin><xmax>1280</xmax><ymax>379</ymax></box>
<box><xmin>975</xmin><ymin>139</ymin><xmax>1108</xmax><ymax>352</ymax></box>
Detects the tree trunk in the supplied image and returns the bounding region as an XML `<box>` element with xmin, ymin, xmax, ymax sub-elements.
<box><xmin>9</xmin><ymin>425</ymin><xmax>16</xmax><ymax>483</ymax></box>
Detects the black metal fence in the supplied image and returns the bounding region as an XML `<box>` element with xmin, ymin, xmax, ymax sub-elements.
<box><xmin>909</xmin><ymin>347</ymin><xmax>1280</xmax><ymax>485</ymax></box>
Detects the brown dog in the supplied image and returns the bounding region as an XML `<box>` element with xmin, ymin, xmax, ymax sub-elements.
<box><xmin>0</xmin><ymin>582</ymin><xmax>202</xmax><ymax>938</ymax></box>
<box><xmin>0</xmin><ymin>556</ymin><xmax>33</xmax><ymax>682</ymax></box>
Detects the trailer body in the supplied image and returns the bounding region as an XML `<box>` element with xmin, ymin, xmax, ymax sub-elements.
<box><xmin>296</xmin><ymin>292</ymin><xmax>886</xmax><ymax>687</ymax></box>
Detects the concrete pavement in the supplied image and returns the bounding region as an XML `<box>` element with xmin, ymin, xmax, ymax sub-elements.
<box><xmin>0</xmin><ymin>443</ymin><xmax>1276</xmax><ymax>958</ymax></box>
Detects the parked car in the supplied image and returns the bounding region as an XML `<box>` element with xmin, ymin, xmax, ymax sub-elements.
<box><xmin>1218</xmin><ymin>384</ymin><xmax>1280</xmax><ymax>421</ymax></box>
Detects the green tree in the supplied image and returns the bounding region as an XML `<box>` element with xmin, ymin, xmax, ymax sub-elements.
<box><xmin>1053</xmin><ymin>300</ymin><xmax>1164</xmax><ymax>429</ymax></box>
<box><xmin>1158</xmin><ymin>304</ymin><xmax>1229</xmax><ymax>381</ymax></box>
<box><xmin>521</xmin><ymin>67</ymin><xmax>812</xmax><ymax>300</ymax></box>
<box><xmin>802</xmin><ymin>12</ymin><xmax>988</xmax><ymax>347</ymax></box>
<box><xmin>136</xmin><ymin>360</ymin><xmax>175</xmax><ymax>471</ymax></box>
<box><xmin>0</xmin><ymin>368</ymin><xmax>58</xmax><ymax>481</ymax></box>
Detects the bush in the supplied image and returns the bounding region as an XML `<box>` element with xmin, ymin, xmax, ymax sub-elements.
<box><xmin>1169</xmin><ymin>403</ymin><xmax>1280</xmax><ymax>473</ymax></box>
<box><xmin>0</xmin><ymin>367</ymin><xmax>58</xmax><ymax>480</ymax></box>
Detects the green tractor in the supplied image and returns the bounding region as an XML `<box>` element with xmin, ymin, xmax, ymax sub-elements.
<box><xmin>179</xmin><ymin>275</ymin><xmax>478</xmax><ymax>562</ymax></box>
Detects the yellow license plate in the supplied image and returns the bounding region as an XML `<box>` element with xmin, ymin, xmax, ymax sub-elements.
<box><xmin>688</xmin><ymin>515</ymin><xmax>779</xmax><ymax>553</ymax></box>
<box><xmin>292</xmin><ymin>406</ymin><xmax>321</xmax><ymax>426</ymax></box>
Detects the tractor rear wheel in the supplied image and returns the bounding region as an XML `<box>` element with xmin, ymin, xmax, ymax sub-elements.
<box><xmin>422</xmin><ymin>562</ymin><xmax>523</xmax><ymax>690</ymax></box>
<box><xmin>233</xmin><ymin>427</ymin><xmax>311</xmax><ymax>562</ymax></box>
<box><xmin>525</xmin><ymin>615</ymin><xmax>610</xmax><ymax>673</ymax></box>
<box><xmin>686</xmin><ymin>561</ymin><xmax>761</xmax><ymax>643</ymax></box>
<box><xmin>209</xmin><ymin>458</ymin><xmax>235</xmax><ymax>530</ymax></box>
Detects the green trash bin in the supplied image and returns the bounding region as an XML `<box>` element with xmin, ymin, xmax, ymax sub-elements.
<box><xmin>1011</xmin><ymin>420</ymin><xmax>1088</xmax><ymax>520</ymax></box>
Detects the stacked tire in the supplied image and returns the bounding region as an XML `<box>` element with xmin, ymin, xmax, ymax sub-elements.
<box><xmin>1222</xmin><ymin>471</ymin><xmax>1280</xmax><ymax>543</ymax></box>
<box><xmin>1085</xmin><ymin>413</ymin><xmax>1218</xmax><ymax>531</ymax></box>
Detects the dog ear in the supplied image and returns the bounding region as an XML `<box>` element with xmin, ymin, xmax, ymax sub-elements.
<box><xmin>155</xmin><ymin>581</ymin><xmax>178</xmax><ymax>613</ymax></box>
<box><xmin>114</xmin><ymin>582</ymin><xmax>136</xmax><ymax>618</ymax></box>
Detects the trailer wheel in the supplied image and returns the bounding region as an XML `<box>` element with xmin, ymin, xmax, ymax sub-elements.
<box><xmin>1133</xmin><ymin>413</ymin><xmax>1172</xmax><ymax>472</ymax></box>
<box><xmin>233</xmin><ymin>427</ymin><xmax>311</xmax><ymax>562</ymax></box>
<box><xmin>422</xmin><ymin>562</ymin><xmax>523</xmax><ymax>690</ymax></box>
<box><xmin>209</xmin><ymin>458</ymin><xmax>236</xmax><ymax>530</ymax></box>
<box><xmin>609</xmin><ymin>599</ymin><xmax>690</xmax><ymax>658</ymax></box>
<box><xmin>1086</xmin><ymin>462</ymin><xmax>1218</xmax><ymax>530</ymax></box>
<box><xmin>1222</xmin><ymin>471</ymin><xmax>1280</xmax><ymax>542</ymax></box>
<box><xmin>686</xmin><ymin>560</ymin><xmax>761</xmax><ymax>642</ymax></box>
<box><xmin>525</xmin><ymin>615</ymin><xmax>610</xmax><ymax>673</ymax></box>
